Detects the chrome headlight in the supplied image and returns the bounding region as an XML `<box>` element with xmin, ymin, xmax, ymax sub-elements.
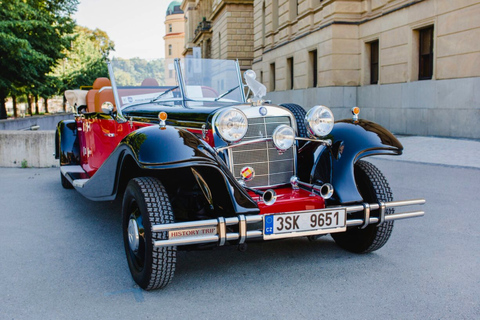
<box><xmin>272</xmin><ymin>125</ymin><xmax>295</xmax><ymax>151</ymax></box>
<box><xmin>305</xmin><ymin>105</ymin><xmax>334</xmax><ymax>137</ymax></box>
<box><xmin>215</xmin><ymin>108</ymin><xmax>248</xmax><ymax>142</ymax></box>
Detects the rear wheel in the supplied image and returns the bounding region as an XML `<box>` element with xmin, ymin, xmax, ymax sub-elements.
<box><xmin>122</xmin><ymin>177</ymin><xmax>176</xmax><ymax>290</ymax></box>
<box><xmin>332</xmin><ymin>160</ymin><xmax>394</xmax><ymax>253</ymax></box>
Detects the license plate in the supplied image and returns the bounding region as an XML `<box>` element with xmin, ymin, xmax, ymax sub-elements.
<box><xmin>263</xmin><ymin>208</ymin><xmax>347</xmax><ymax>240</ymax></box>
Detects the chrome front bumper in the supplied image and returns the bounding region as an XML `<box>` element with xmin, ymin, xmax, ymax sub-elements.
<box><xmin>152</xmin><ymin>198</ymin><xmax>426</xmax><ymax>248</ymax></box>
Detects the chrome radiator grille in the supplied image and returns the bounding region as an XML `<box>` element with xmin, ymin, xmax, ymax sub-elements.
<box><xmin>230</xmin><ymin>116</ymin><xmax>294</xmax><ymax>187</ymax></box>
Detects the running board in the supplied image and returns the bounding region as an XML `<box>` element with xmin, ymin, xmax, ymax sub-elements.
<box><xmin>60</xmin><ymin>165</ymin><xmax>90</xmax><ymax>188</ymax></box>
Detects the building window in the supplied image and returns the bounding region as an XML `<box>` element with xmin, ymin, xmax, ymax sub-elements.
<box><xmin>168</xmin><ymin>44</ymin><xmax>172</xmax><ymax>56</ymax></box>
<box><xmin>262</xmin><ymin>1</ymin><xmax>266</xmax><ymax>46</ymax></box>
<box><xmin>370</xmin><ymin>40</ymin><xmax>379</xmax><ymax>84</ymax></box>
<box><xmin>270</xmin><ymin>63</ymin><xmax>276</xmax><ymax>91</ymax></box>
<box><xmin>419</xmin><ymin>26</ymin><xmax>434</xmax><ymax>80</ymax></box>
<box><xmin>206</xmin><ymin>39</ymin><xmax>211</xmax><ymax>59</ymax></box>
<box><xmin>287</xmin><ymin>57</ymin><xmax>294</xmax><ymax>90</ymax></box>
<box><xmin>169</xmin><ymin>24</ymin><xmax>172</xmax><ymax>33</ymax></box>
<box><xmin>218</xmin><ymin>33</ymin><xmax>221</xmax><ymax>59</ymax></box>
<box><xmin>309</xmin><ymin>49</ymin><xmax>317</xmax><ymax>88</ymax></box>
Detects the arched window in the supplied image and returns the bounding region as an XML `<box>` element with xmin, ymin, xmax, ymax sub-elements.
<box><xmin>168</xmin><ymin>44</ymin><xmax>172</xmax><ymax>56</ymax></box>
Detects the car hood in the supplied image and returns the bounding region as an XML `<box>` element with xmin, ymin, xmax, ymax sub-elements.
<box><xmin>122</xmin><ymin>101</ymin><xmax>243</xmax><ymax>128</ymax></box>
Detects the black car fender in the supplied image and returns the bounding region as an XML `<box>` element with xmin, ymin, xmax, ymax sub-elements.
<box><xmin>55</xmin><ymin>120</ymin><xmax>80</xmax><ymax>165</ymax></box>
<box><xmin>315</xmin><ymin>119</ymin><xmax>403</xmax><ymax>204</ymax></box>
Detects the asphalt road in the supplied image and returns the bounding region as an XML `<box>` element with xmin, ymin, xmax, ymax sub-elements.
<box><xmin>0</xmin><ymin>159</ymin><xmax>479</xmax><ymax>319</ymax></box>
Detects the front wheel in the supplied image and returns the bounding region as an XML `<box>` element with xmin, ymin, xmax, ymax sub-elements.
<box><xmin>122</xmin><ymin>177</ymin><xmax>176</xmax><ymax>290</ymax></box>
<box><xmin>332</xmin><ymin>160</ymin><xmax>394</xmax><ymax>253</ymax></box>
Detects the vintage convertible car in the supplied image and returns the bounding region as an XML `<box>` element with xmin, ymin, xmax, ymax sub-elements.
<box><xmin>56</xmin><ymin>58</ymin><xmax>425</xmax><ymax>290</ymax></box>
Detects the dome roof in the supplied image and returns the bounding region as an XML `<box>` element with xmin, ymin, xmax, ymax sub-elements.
<box><xmin>166</xmin><ymin>1</ymin><xmax>183</xmax><ymax>16</ymax></box>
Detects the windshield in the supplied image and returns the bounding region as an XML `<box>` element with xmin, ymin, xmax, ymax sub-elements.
<box><xmin>108</xmin><ymin>58</ymin><xmax>244</xmax><ymax>110</ymax></box>
<box><xmin>181</xmin><ymin>59</ymin><xmax>244</xmax><ymax>102</ymax></box>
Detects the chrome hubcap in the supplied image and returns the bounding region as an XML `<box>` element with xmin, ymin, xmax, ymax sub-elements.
<box><xmin>128</xmin><ymin>218</ymin><xmax>140</xmax><ymax>253</ymax></box>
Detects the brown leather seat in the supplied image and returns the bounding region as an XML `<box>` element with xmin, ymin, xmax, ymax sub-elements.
<box><xmin>86</xmin><ymin>78</ymin><xmax>111</xmax><ymax>112</ymax></box>
<box><xmin>94</xmin><ymin>88</ymin><xmax>115</xmax><ymax>113</ymax></box>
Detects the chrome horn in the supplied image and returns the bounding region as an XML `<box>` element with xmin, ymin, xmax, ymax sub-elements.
<box><xmin>262</xmin><ymin>189</ymin><xmax>277</xmax><ymax>206</ymax></box>
<box><xmin>317</xmin><ymin>183</ymin><xmax>334</xmax><ymax>200</ymax></box>
<box><xmin>290</xmin><ymin>176</ymin><xmax>334</xmax><ymax>200</ymax></box>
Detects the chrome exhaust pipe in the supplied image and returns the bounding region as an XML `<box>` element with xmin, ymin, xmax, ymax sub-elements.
<box><xmin>318</xmin><ymin>183</ymin><xmax>334</xmax><ymax>199</ymax></box>
<box><xmin>262</xmin><ymin>189</ymin><xmax>277</xmax><ymax>206</ymax></box>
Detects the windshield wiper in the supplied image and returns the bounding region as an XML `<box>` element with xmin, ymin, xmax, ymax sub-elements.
<box><xmin>151</xmin><ymin>86</ymin><xmax>179</xmax><ymax>102</ymax></box>
<box><xmin>214</xmin><ymin>85</ymin><xmax>239</xmax><ymax>101</ymax></box>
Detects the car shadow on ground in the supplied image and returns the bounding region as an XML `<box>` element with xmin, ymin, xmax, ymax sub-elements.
<box><xmin>55</xmin><ymin>180</ymin><xmax>388</xmax><ymax>296</ymax></box>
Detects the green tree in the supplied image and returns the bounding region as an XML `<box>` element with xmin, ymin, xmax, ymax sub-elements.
<box><xmin>0</xmin><ymin>0</ymin><xmax>78</xmax><ymax>119</ymax></box>
<box><xmin>52</xmin><ymin>26</ymin><xmax>115</xmax><ymax>92</ymax></box>
<box><xmin>112</xmin><ymin>58</ymin><xmax>165</xmax><ymax>86</ymax></box>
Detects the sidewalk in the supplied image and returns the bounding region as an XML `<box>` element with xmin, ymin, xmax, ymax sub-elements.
<box><xmin>375</xmin><ymin>136</ymin><xmax>480</xmax><ymax>169</ymax></box>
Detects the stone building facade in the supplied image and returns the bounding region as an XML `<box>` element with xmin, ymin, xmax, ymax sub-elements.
<box><xmin>164</xmin><ymin>1</ymin><xmax>186</xmax><ymax>60</ymax></box>
<box><xmin>181</xmin><ymin>0</ymin><xmax>255</xmax><ymax>71</ymax></box>
<box><xmin>252</xmin><ymin>0</ymin><xmax>480</xmax><ymax>138</ymax></box>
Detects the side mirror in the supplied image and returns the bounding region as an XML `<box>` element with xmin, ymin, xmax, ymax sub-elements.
<box><xmin>101</xmin><ymin>101</ymin><xmax>114</xmax><ymax>115</ymax></box>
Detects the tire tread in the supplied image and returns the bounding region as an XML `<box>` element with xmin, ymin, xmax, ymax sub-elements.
<box><xmin>332</xmin><ymin>160</ymin><xmax>394</xmax><ymax>253</ymax></box>
<box><xmin>130</xmin><ymin>177</ymin><xmax>176</xmax><ymax>290</ymax></box>
<box><xmin>279</xmin><ymin>103</ymin><xmax>308</xmax><ymax>138</ymax></box>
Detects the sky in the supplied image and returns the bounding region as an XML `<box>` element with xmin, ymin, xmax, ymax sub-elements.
<box><xmin>73</xmin><ymin>0</ymin><xmax>171</xmax><ymax>59</ymax></box>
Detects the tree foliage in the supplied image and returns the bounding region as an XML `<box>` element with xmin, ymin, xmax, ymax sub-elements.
<box><xmin>52</xmin><ymin>25</ymin><xmax>115</xmax><ymax>91</ymax></box>
<box><xmin>0</xmin><ymin>0</ymin><xmax>78</xmax><ymax>118</ymax></box>
<box><xmin>112</xmin><ymin>58</ymin><xmax>165</xmax><ymax>86</ymax></box>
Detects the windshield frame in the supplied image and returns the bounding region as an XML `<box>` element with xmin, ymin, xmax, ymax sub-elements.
<box><xmin>108</xmin><ymin>58</ymin><xmax>246</xmax><ymax>121</ymax></box>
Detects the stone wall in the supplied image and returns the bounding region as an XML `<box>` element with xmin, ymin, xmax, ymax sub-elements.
<box><xmin>212</xmin><ymin>2</ymin><xmax>254</xmax><ymax>69</ymax></box>
<box><xmin>0</xmin><ymin>131</ymin><xmax>57</xmax><ymax>168</ymax></box>
<box><xmin>0</xmin><ymin>113</ymin><xmax>73</xmax><ymax>131</ymax></box>
<box><xmin>266</xmin><ymin>76</ymin><xmax>480</xmax><ymax>139</ymax></box>
<box><xmin>254</xmin><ymin>0</ymin><xmax>480</xmax><ymax>139</ymax></box>
<box><xmin>254</xmin><ymin>0</ymin><xmax>480</xmax><ymax>87</ymax></box>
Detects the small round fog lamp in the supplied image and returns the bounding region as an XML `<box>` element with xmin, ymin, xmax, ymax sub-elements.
<box><xmin>272</xmin><ymin>125</ymin><xmax>295</xmax><ymax>151</ymax></box>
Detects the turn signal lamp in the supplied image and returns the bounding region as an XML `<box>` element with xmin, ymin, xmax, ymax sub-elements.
<box><xmin>158</xmin><ymin>111</ymin><xmax>168</xmax><ymax>129</ymax></box>
<box><xmin>352</xmin><ymin>107</ymin><xmax>360</xmax><ymax>121</ymax></box>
